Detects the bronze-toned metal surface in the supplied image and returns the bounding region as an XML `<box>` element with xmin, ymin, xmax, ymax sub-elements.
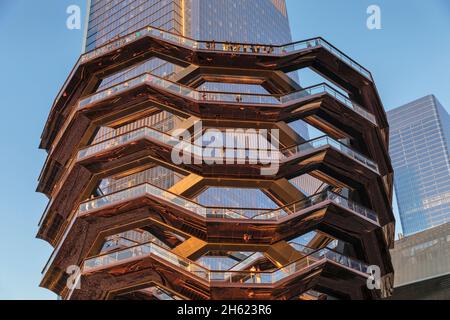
<box><xmin>38</xmin><ymin>27</ymin><xmax>390</xmax><ymax>188</ymax></box>
<box><xmin>37</xmin><ymin>26</ymin><xmax>394</xmax><ymax>300</ymax></box>
<box><xmin>65</xmin><ymin>242</ymin><xmax>376</xmax><ymax>300</ymax></box>
<box><xmin>40</xmin><ymin>188</ymin><xmax>391</xmax><ymax>296</ymax></box>
<box><xmin>37</xmin><ymin>131</ymin><xmax>392</xmax><ymax>246</ymax></box>
<box><xmin>37</xmin><ymin>72</ymin><xmax>389</xmax><ymax>198</ymax></box>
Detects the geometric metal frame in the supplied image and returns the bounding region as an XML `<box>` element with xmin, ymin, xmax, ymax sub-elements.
<box><xmin>37</xmin><ymin>26</ymin><xmax>395</xmax><ymax>300</ymax></box>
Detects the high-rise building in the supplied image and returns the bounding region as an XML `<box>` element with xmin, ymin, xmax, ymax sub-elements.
<box><xmin>388</xmin><ymin>95</ymin><xmax>450</xmax><ymax>236</ymax></box>
<box><xmin>85</xmin><ymin>0</ymin><xmax>293</xmax><ymax>50</ymax></box>
<box><xmin>84</xmin><ymin>2</ymin><xmax>297</xmax><ymax>84</ymax></box>
<box><xmin>37</xmin><ymin>0</ymin><xmax>395</xmax><ymax>300</ymax></box>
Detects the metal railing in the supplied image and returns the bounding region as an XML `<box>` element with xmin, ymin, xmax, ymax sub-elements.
<box><xmin>77</xmin><ymin>72</ymin><xmax>376</xmax><ymax>125</ymax></box>
<box><xmin>91</xmin><ymin>114</ymin><xmax>176</xmax><ymax>145</ymax></box>
<box><xmin>77</xmin><ymin>126</ymin><xmax>179</xmax><ymax>160</ymax></box>
<box><xmin>82</xmin><ymin>240</ymin><xmax>369</xmax><ymax>284</ymax></box>
<box><xmin>98</xmin><ymin>167</ymin><xmax>184</xmax><ymax>196</ymax></box>
<box><xmin>79</xmin><ymin>26</ymin><xmax>373</xmax><ymax>81</ymax></box>
<box><xmin>52</xmin><ymin>26</ymin><xmax>374</xmax><ymax>138</ymax></box>
<box><xmin>281</xmin><ymin>136</ymin><xmax>379</xmax><ymax>172</ymax></box>
<box><xmin>77</xmin><ymin>124</ymin><xmax>379</xmax><ymax>174</ymax></box>
<box><xmin>77</xmin><ymin>182</ymin><xmax>379</xmax><ymax>224</ymax></box>
<box><xmin>52</xmin><ymin>184</ymin><xmax>379</xmax><ymax>283</ymax></box>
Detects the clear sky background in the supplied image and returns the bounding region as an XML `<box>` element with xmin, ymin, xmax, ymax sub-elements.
<box><xmin>0</xmin><ymin>0</ymin><xmax>448</xmax><ymax>300</ymax></box>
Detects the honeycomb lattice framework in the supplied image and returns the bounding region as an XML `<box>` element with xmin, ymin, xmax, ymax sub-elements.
<box><xmin>37</xmin><ymin>26</ymin><xmax>395</xmax><ymax>300</ymax></box>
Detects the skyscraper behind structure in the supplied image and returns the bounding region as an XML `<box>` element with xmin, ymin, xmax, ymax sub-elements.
<box><xmin>83</xmin><ymin>0</ymin><xmax>308</xmax><ymax>138</ymax></box>
<box><xmin>84</xmin><ymin>0</ymin><xmax>293</xmax><ymax>50</ymax></box>
<box><xmin>388</xmin><ymin>95</ymin><xmax>450</xmax><ymax>236</ymax></box>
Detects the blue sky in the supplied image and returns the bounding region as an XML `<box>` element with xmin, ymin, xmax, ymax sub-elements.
<box><xmin>0</xmin><ymin>0</ymin><xmax>448</xmax><ymax>300</ymax></box>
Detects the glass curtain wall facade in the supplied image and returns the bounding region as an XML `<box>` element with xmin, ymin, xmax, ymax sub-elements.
<box><xmin>85</xmin><ymin>0</ymin><xmax>184</xmax><ymax>51</ymax></box>
<box><xmin>85</xmin><ymin>0</ymin><xmax>185</xmax><ymax>89</ymax></box>
<box><xmin>85</xmin><ymin>0</ymin><xmax>291</xmax><ymax>50</ymax></box>
<box><xmin>84</xmin><ymin>0</ymin><xmax>299</xmax><ymax>88</ymax></box>
<box><xmin>388</xmin><ymin>95</ymin><xmax>450</xmax><ymax>236</ymax></box>
<box><xmin>189</xmin><ymin>0</ymin><xmax>291</xmax><ymax>47</ymax></box>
